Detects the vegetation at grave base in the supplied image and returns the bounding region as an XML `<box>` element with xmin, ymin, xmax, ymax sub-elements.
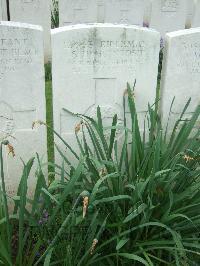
<box><xmin>0</xmin><ymin>84</ymin><xmax>200</xmax><ymax>265</ymax></box>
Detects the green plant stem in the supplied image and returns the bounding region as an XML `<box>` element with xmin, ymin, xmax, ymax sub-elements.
<box><xmin>0</xmin><ymin>142</ymin><xmax>11</xmax><ymax>255</ymax></box>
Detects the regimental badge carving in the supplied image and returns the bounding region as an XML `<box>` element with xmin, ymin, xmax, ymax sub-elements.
<box><xmin>0</xmin><ymin>102</ymin><xmax>14</xmax><ymax>140</ymax></box>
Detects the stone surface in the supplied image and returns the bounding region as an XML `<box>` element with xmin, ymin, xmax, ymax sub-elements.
<box><xmin>0</xmin><ymin>21</ymin><xmax>47</xmax><ymax>196</ymax></box>
<box><xmin>59</xmin><ymin>0</ymin><xmax>145</xmax><ymax>26</ymax></box>
<box><xmin>191</xmin><ymin>0</ymin><xmax>200</xmax><ymax>28</ymax></box>
<box><xmin>185</xmin><ymin>0</ymin><xmax>195</xmax><ymax>28</ymax></box>
<box><xmin>161</xmin><ymin>28</ymin><xmax>200</xmax><ymax>131</ymax></box>
<box><xmin>144</xmin><ymin>0</ymin><xmax>151</xmax><ymax>26</ymax></box>
<box><xmin>149</xmin><ymin>0</ymin><xmax>187</xmax><ymax>38</ymax></box>
<box><xmin>0</xmin><ymin>0</ymin><xmax>7</xmax><ymax>20</ymax></box>
<box><xmin>52</xmin><ymin>24</ymin><xmax>160</xmax><ymax>163</ymax></box>
<box><xmin>105</xmin><ymin>0</ymin><xmax>145</xmax><ymax>26</ymax></box>
<box><xmin>9</xmin><ymin>0</ymin><xmax>51</xmax><ymax>62</ymax></box>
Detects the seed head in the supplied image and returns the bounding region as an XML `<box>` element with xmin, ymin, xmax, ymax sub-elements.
<box><xmin>90</xmin><ymin>239</ymin><xmax>98</xmax><ymax>255</ymax></box>
<box><xmin>83</xmin><ymin>196</ymin><xmax>89</xmax><ymax>218</ymax></box>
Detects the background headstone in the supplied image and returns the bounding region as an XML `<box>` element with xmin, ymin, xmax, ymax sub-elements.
<box><xmin>0</xmin><ymin>21</ymin><xmax>47</xmax><ymax>196</ymax></box>
<box><xmin>51</xmin><ymin>24</ymin><xmax>160</xmax><ymax>163</ymax></box>
<box><xmin>9</xmin><ymin>0</ymin><xmax>51</xmax><ymax>62</ymax></box>
<box><xmin>59</xmin><ymin>0</ymin><xmax>145</xmax><ymax>27</ymax></box>
<box><xmin>105</xmin><ymin>0</ymin><xmax>145</xmax><ymax>26</ymax></box>
<box><xmin>185</xmin><ymin>0</ymin><xmax>195</xmax><ymax>28</ymax></box>
<box><xmin>161</xmin><ymin>28</ymin><xmax>200</xmax><ymax>131</ymax></box>
<box><xmin>191</xmin><ymin>0</ymin><xmax>200</xmax><ymax>28</ymax></box>
<box><xmin>149</xmin><ymin>0</ymin><xmax>187</xmax><ymax>38</ymax></box>
<box><xmin>0</xmin><ymin>0</ymin><xmax>7</xmax><ymax>20</ymax></box>
<box><xmin>144</xmin><ymin>0</ymin><xmax>151</xmax><ymax>26</ymax></box>
<box><xmin>59</xmin><ymin>0</ymin><xmax>100</xmax><ymax>26</ymax></box>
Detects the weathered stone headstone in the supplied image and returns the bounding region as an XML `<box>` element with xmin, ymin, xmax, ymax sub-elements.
<box><xmin>0</xmin><ymin>0</ymin><xmax>7</xmax><ymax>20</ymax></box>
<box><xmin>185</xmin><ymin>0</ymin><xmax>195</xmax><ymax>28</ymax></box>
<box><xmin>59</xmin><ymin>0</ymin><xmax>145</xmax><ymax>26</ymax></box>
<box><xmin>105</xmin><ymin>0</ymin><xmax>145</xmax><ymax>26</ymax></box>
<box><xmin>161</xmin><ymin>28</ymin><xmax>200</xmax><ymax>131</ymax></box>
<box><xmin>59</xmin><ymin>0</ymin><xmax>100</xmax><ymax>26</ymax></box>
<box><xmin>52</xmin><ymin>24</ymin><xmax>160</xmax><ymax>162</ymax></box>
<box><xmin>149</xmin><ymin>0</ymin><xmax>187</xmax><ymax>38</ymax></box>
<box><xmin>191</xmin><ymin>0</ymin><xmax>200</xmax><ymax>28</ymax></box>
<box><xmin>144</xmin><ymin>0</ymin><xmax>151</xmax><ymax>26</ymax></box>
<box><xmin>9</xmin><ymin>0</ymin><xmax>51</xmax><ymax>62</ymax></box>
<box><xmin>0</xmin><ymin>21</ymin><xmax>47</xmax><ymax>196</ymax></box>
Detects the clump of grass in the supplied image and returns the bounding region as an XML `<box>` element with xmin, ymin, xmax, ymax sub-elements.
<box><xmin>0</xmin><ymin>84</ymin><xmax>200</xmax><ymax>265</ymax></box>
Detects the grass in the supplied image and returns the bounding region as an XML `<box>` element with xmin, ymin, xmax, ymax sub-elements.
<box><xmin>0</xmin><ymin>82</ymin><xmax>200</xmax><ymax>265</ymax></box>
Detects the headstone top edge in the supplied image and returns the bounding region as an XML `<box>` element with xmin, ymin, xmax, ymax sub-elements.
<box><xmin>0</xmin><ymin>21</ymin><xmax>43</xmax><ymax>31</ymax></box>
<box><xmin>166</xmin><ymin>27</ymin><xmax>200</xmax><ymax>38</ymax></box>
<box><xmin>51</xmin><ymin>23</ymin><xmax>160</xmax><ymax>36</ymax></box>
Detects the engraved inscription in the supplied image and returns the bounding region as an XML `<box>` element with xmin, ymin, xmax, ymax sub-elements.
<box><xmin>161</xmin><ymin>0</ymin><xmax>178</xmax><ymax>12</ymax></box>
<box><xmin>177</xmin><ymin>42</ymin><xmax>200</xmax><ymax>73</ymax></box>
<box><xmin>0</xmin><ymin>36</ymin><xmax>39</xmax><ymax>79</ymax></box>
<box><xmin>64</xmin><ymin>39</ymin><xmax>146</xmax><ymax>73</ymax></box>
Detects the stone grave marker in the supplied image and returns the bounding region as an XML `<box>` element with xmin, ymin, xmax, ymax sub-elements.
<box><xmin>144</xmin><ymin>0</ymin><xmax>152</xmax><ymax>27</ymax></box>
<box><xmin>149</xmin><ymin>0</ymin><xmax>187</xmax><ymax>38</ymax></box>
<box><xmin>59</xmin><ymin>0</ymin><xmax>100</xmax><ymax>26</ymax></box>
<box><xmin>191</xmin><ymin>0</ymin><xmax>200</xmax><ymax>28</ymax></box>
<box><xmin>9</xmin><ymin>0</ymin><xmax>51</xmax><ymax>62</ymax></box>
<box><xmin>0</xmin><ymin>0</ymin><xmax>7</xmax><ymax>20</ymax></box>
<box><xmin>161</xmin><ymin>28</ymin><xmax>200</xmax><ymax>132</ymax></box>
<box><xmin>105</xmin><ymin>0</ymin><xmax>145</xmax><ymax>26</ymax></box>
<box><xmin>59</xmin><ymin>0</ymin><xmax>145</xmax><ymax>26</ymax></box>
<box><xmin>185</xmin><ymin>0</ymin><xmax>195</xmax><ymax>28</ymax></box>
<box><xmin>51</xmin><ymin>24</ymin><xmax>160</xmax><ymax>163</ymax></box>
<box><xmin>0</xmin><ymin>21</ymin><xmax>47</xmax><ymax>196</ymax></box>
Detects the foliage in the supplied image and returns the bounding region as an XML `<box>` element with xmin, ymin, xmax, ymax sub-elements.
<box><xmin>51</xmin><ymin>0</ymin><xmax>59</xmax><ymax>29</ymax></box>
<box><xmin>0</xmin><ymin>84</ymin><xmax>200</xmax><ymax>265</ymax></box>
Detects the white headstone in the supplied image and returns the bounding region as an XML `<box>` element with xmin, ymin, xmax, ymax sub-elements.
<box><xmin>161</xmin><ymin>28</ymin><xmax>200</xmax><ymax>131</ymax></box>
<box><xmin>191</xmin><ymin>0</ymin><xmax>200</xmax><ymax>28</ymax></box>
<box><xmin>9</xmin><ymin>0</ymin><xmax>51</xmax><ymax>63</ymax></box>
<box><xmin>105</xmin><ymin>0</ymin><xmax>145</xmax><ymax>26</ymax></box>
<box><xmin>0</xmin><ymin>22</ymin><xmax>47</xmax><ymax>196</ymax></box>
<box><xmin>149</xmin><ymin>0</ymin><xmax>187</xmax><ymax>38</ymax></box>
<box><xmin>52</xmin><ymin>24</ymin><xmax>160</xmax><ymax>162</ymax></box>
<box><xmin>59</xmin><ymin>0</ymin><xmax>100</xmax><ymax>26</ymax></box>
<box><xmin>59</xmin><ymin>0</ymin><xmax>145</xmax><ymax>27</ymax></box>
<box><xmin>144</xmin><ymin>0</ymin><xmax>151</xmax><ymax>26</ymax></box>
<box><xmin>0</xmin><ymin>0</ymin><xmax>7</xmax><ymax>20</ymax></box>
<box><xmin>185</xmin><ymin>0</ymin><xmax>195</xmax><ymax>28</ymax></box>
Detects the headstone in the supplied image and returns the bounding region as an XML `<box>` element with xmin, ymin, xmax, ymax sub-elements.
<box><xmin>0</xmin><ymin>0</ymin><xmax>7</xmax><ymax>20</ymax></box>
<box><xmin>59</xmin><ymin>0</ymin><xmax>100</xmax><ymax>26</ymax></box>
<box><xmin>105</xmin><ymin>0</ymin><xmax>145</xmax><ymax>26</ymax></box>
<box><xmin>9</xmin><ymin>0</ymin><xmax>51</xmax><ymax>63</ymax></box>
<box><xmin>191</xmin><ymin>0</ymin><xmax>200</xmax><ymax>28</ymax></box>
<box><xmin>185</xmin><ymin>0</ymin><xmax>195</xmax><ymax>28</ymax></box>
<box><xmin>0</xmin><ymin>21</ymin><xmax>47</xmax><ymax>196</ymax></box>
<box><xmin>161</xmin><ymin>28</ymin><xmax>200</xmax><ymax>132</ymax></box>
<box><xmin>51</xmin><ymin>24</ymin><xmax>160</xmax><ymax>163</ymax></box>
<box><xmin>144</xmin><ymin>0</ymin><xmax>151</xmax><ymax>26</ymax></box>
<box><xmin>149</xmin><ymin>0</ymin><xmax>187</xmax><ymax>38</ymax></box>
<box><xmin>59</xmin><ymin>0</ymin><xmax>145</xmax><ymax>27</ymax></box>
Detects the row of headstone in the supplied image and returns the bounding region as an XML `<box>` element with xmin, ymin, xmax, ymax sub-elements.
<box><xmin>1</xmin><ymin>0</ymin><xmax>200</xmax><ymax>63</ymax></box>
<box><xmin>0</xmin><ymin>22</ymin><xmax>199</xmax><ymax>195</ymax></box>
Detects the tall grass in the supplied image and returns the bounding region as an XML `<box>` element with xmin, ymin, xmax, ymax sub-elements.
<box><xmin>0</xmin><ymin>84</ymin><xmax>200</xmax><ymax>265</ymax></box>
